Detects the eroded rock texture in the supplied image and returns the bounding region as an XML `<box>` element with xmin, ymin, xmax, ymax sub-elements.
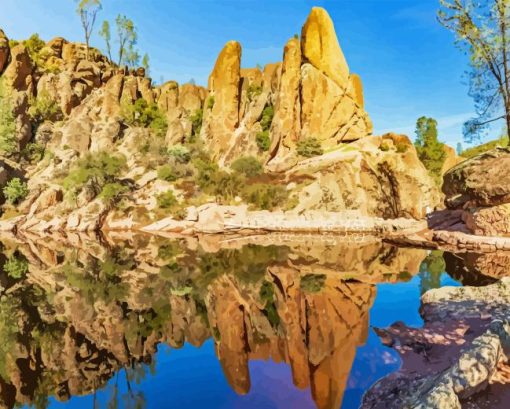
<box><xmin>443</xmin><ymin>148</ymin><xmax>510</xmax><ymax>237</ymax></box>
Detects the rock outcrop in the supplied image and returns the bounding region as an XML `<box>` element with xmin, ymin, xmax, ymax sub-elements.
<box><xmin>198</xmin><ymin>7</ymin><xmax>372</xmax><ymax>170</ymax></box>
<box><xmin>0</xmin><ymin>7</ymin><xmax>440</xmax><ymax>232</ymax></box>
<box><xmin>363</xmin><ymin>278</ymin><xmax>510</xmax><ymax>409</ymax></box>
<box><xmin>0</xmin><ymin>29</ymin><xmax>9</xmax><ymax>74</ymax></box>
<box><xmin>443</xmin><ymin>148</ymin><xmax>510</xmax><ymax>237</ymax></box>
<box><xmin>288</xmin><ymin>133</ymin><xmax>440</xmax><ymax>219</ymax></box>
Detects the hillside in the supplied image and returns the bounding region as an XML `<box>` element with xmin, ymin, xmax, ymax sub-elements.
<box><xmin>0</xmin><ymin>7</ymin><xmax>441</xmax><ymax>233</ymax></box>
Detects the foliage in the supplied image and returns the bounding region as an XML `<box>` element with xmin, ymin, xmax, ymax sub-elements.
<box><xmin>259</xmin><ymin>280</ymin><xmax>280</xmax><ymax>328</ymax></box>
<box><xmin>240</xmin><ymin>183</ymin><xmax>288</xmax><ymax>210</ymax></box>
<box><xmin>438</xmin><ymin>0</ymin><xmax>510</xmax><ymax>142</ymax></box>
<box><xmin>142</xmin><ymin>53</ymin><xmax>150</xmax><ymax>75</ymax></box>
<box><xmin>62</xmin><ymin>152</ymin><xmax>127</xmax><ymax>197</ymax></box>
<box><xmin>98</xmin><ymin>20</ymin><xmax>112</xmax><ymax>61</ymax></box>
<box><xmin>300</xmin><ymin>274</ymin><xmax>326</xmax><ymax>293</ymax></box>
<box><xmin>156</xmin><ymin>190</ymin><xmax>178</xmax><ymax>209</ymax></box>
<box><xmin>76</xmin><ymin>0</ymin><xmax>102</xmax><ymax>61</ymax></box>
<box><xmin>3</xmin><ymin>178</ymin><xmax>29</xmax><ymax>205</ymax></box>
<box><xmin>121</xmin><ymin>98</ymin><xmax>168</xmax><ymax>136</ymax></box>
<box><xmin>260</xmin><ymin>105</ymin><xmax>274</xmax><ymax>131</ymax></box>
<box><xmin>461</xmin><ymin>134</ymin><xmax>509</xmax><ymax>158</ymax></box>
<box><xmin>116</xmin><ymin>15</ymin><xmax>138</xmax><ymax>67</ymax></box>
<box><xmin>194</xmin><ymin>159</ymin><xmax>243</xmax><ymax>201</ymax></box>
<box><xmin>190</xmin><ymin>109</ymin><xmax>203</xmax><ymax>139</ymax></box>
<box><xmin>21</xmin><ymin>33</ymin><xmax>46</xmax><ymax>65</ymax></box>
<box><xmin>98</xmin><ymin>182</ymin><xmax>129</xmax><ymax>206</ymax></box>
<box><xmin>22</xmin><ymin>142</ymin><xmax>45</xmax><ymax>163</ymax></box>
<box><xmin>28</xmin><ymin>91</ymin><xmax>62</xmax><ymax>123</ymax></box>
<box><xmin>0</xmin><ymin>80</ymin><xmax>17</xmax><ymax>156</ymax></box>
<box><xmin>231</xmin><ymin>156</ymin><xmax>263</xmax><ymax>178</ymax></box>
<box><xmin>206</xmin><ymin>96</ymin><xmax>215</xmax><ymax>110</ymax></box>
<box><xmin>256</xmin><ymin>130</ymin><xmax>270</xmax><ymax>151</ymax></box>
<box><xmin>4</xmin><ymin>254</ymin><xmax>28</xmax><ymax>279</ymax></box>
<box><xmin>297</xmin><ymin>137</ymin><xmax>324</xmax><ymax>157</ymax></box>
<box><xmin>247</xmin><ymin>83</ymin><xmax>262</xmax><ymax>102</ymax></box>
<box><xmin>419</xmin><ymin>250</ymin><xmax>446</xmax><ymax>295</ymax></box>
<box><xmin>414</xmin><ymin>116</ymin><xmax>447</xmax><ymax>185</ymax></box>
<box><xmin>157</xmin><ymin>165</ymin><xmax>177</xmax><ymax>182</ymax></box>
<box><xmin>168</xmin><ymin>144</ymin><xmax>191</xmax><ymax>163</ymax></box>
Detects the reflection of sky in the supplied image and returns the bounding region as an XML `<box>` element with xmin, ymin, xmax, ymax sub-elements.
<box><xmin>38</xmin><ymin>273</ymin><xmax>461</xmax><ymax>409</ymax></box>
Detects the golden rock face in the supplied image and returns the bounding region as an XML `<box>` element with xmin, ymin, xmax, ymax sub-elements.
<box><xmin>301</xmin><ymin>7</ymin><xmax>350</xmax><ymax>90</ymax></box>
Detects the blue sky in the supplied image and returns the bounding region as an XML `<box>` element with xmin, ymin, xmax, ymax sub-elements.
<box><xmin>0</xmin><ymin>0</ymin><xmax>503</xmax><ymax>146</ymax></box>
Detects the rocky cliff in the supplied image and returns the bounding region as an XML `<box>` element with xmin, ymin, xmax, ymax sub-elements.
<box><xmin>0</xmin><ymin>7</ymin><xmax>440</xmax><ymax>232</ymax></box>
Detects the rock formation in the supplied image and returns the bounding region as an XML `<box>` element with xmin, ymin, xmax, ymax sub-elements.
<box><xmin>443</xmin><ymin>148</ymin><xmax>510</xmax><ymax>237</ymax></box>
<box><xmin>0</xmin><ymin>7</ymin><xmax>440</xmax><ymax>232</ymax></box>
<box><xmin>362</xmin><ymin>278</ymin><xmax>510</xmax><ymax>409</ymax></box>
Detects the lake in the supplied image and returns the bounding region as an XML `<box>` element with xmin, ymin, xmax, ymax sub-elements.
<box><xmin>0</xmin><ymin>233</ymin><xmax>491</xmax><ymax>409</ymax></box>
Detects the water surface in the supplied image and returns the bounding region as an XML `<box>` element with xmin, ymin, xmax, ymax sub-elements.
<box><xmin>0</xmin><ymin>233</ymin><xmax>486</xmax><ymax>409</ymax></box>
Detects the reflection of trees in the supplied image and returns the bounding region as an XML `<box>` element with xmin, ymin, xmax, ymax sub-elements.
<box><xmin>0</xmin><ymin>236</ymin><xmax>430</xmax><ymax>409</ymax></box>
<box><xmin>419</xmin><ymin>250</ymin><xmax>446</xmax><ymax>295</ymax></box>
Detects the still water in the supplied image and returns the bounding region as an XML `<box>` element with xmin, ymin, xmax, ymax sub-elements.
<box><xmin>0</xmin><ymin>233</ymin><xmax>492</xmax><ymax>409</ymax></box>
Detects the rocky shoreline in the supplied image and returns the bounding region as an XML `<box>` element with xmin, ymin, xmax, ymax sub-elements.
<box><xmin>362</xmin><ymin>279</ymin><xmax>510</xmax><ymax>409</ymax></box>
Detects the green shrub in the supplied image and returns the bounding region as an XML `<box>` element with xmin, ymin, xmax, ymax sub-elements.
<box><xmin>99</xmin><ymin>183</ymin><xmax>129</xmax><ymax>206</ymax></box>
<box><xmin>206</xmin><ymin>96</ymin><xmax>215</xmax><ymax>110</ymax></box>
<box><xmin>63</xmin><ymin>152</ymin><xmax>127</xmax><ymax>196</ymax></box>
<box><xmin>168</xmin><ymin>144</ymin><xmax>191</xmax><ymax>163</ymax></box>
<box><xmin>461</xmin><ymin>135</ymin><xmax>509</xmax><ymax>158</ymax></box>
<box><xmin>193</xmin><ymin>159</ymin><xmax>243</xmax><ymax>201</ymax></box>
<box><xmin>22</xmin><ymin>34</ymin><xmax>45</xmax><ymax>65</ymax></box>
<box><xmin>22</xmin><ymin>142</ymin><xmax>45</xmax><ymax>163</ymax></box>
<box><xmin>260</xmin><ymin>105</ymin><xmax>274</xmax><ymax>131</ymax></box>
<box><xmin>157</xmin><ymin>165</ymin><xmax>178</xmax><ymax>182</ymax></box>
<box><xmin>28</xmin><ymin>90</ymin><xmax>62</xmax><ymax>123</ymax></box>
<box><xmin>231</xmin><ymin>156</ymin><xmax>263</xmax><ymax>178</ymax></box>
<box><xmin>247</xmin><ymin>84</ymin><xmax>262</xmax><ymax>102</ymax></box>
<box><xmin>156</xmin><ymin>190</ymin><xmax>178</xmax><ymax>209</ymax></box>
<box><xmin>300</xmin><ymin>274</ymin><xmax>326</xmax><ymax>293</ymax></box>
<box><xmin>256</xmin><ymin>130</ymin><xmax>270</xmax><ymax>151</ymax></box>
<box><xmin>0</xmin><ymin>80</ymin><xmax>17</xmax><ymax>156</ymax></box>
<box><xmin>4</xmin><ymin>254</ymin><xmax>28</xmax><ymax>279</ymax></box>
<box><xmin>396</xmin><ymin>142</ymin><xmax>408</xmax><ymax>153</ymax></box>
<box><xmin>380</xmin><ymin>142</ymin><xmax>390</xmax><ymax>152</ymax></box>
<box><xmin>190</xmin><ymin>109</ymin><xmax>203</xmax><ymax>139</ymax></box>
<box><xmin>241</xmin><ymin>183</ymin><xmax>288</xmax><ymax>210</ymax></box>
<box><xmin>3</xmin><ymin>178</ymin><xmax>29</xmax><ymax>205</ymax></box>
<box><xmin>121</xmin><ymin>98</ymin><xmax>168</xmax><ymax>136</ymax></box>
<box><xmin>297</xmin><ymin>138</ymin><xmax>323</xmax><ymax>157</ymax></box>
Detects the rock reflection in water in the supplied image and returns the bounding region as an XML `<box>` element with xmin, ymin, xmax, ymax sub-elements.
<box><xmin>0</xmin><ymin>233</ymin><xmax>428</xmax><ymax>409</ymax></box>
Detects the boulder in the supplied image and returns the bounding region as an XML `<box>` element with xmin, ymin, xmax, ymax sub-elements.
<box><xmin>443</xmin><ymin>147</ymin><xmax>510</xmax><ymax>209</ymax></box>
<box><xmin>301</xmin><ymin>7</ymin><xmax>350</xmax><ymax>89</ymax></box>
<box><xmin>463</xmin><ymin>203</ymin><xmax>510</xmax><ymax>237</ymax></box>
<box><xmin>3</xmin><ymin>44</ymin><xmax>33</xmax><ymax>91</ymax></box>
<box><xmin>0</xmin><ymin>28</ymin><xmax>9</xmax><ymax>74</ymax></box>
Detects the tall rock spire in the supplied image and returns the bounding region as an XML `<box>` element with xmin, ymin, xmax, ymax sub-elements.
<box><xmin>301</xmin><ymin>7</ymin><xmax>350</xmax><ymax>89</ymax></box>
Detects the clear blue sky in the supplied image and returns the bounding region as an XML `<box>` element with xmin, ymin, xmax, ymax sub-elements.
<box><xmin>0</xmin><ymin>0</ymin><xmax>503</xmax><ymax>147</ymax></box>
